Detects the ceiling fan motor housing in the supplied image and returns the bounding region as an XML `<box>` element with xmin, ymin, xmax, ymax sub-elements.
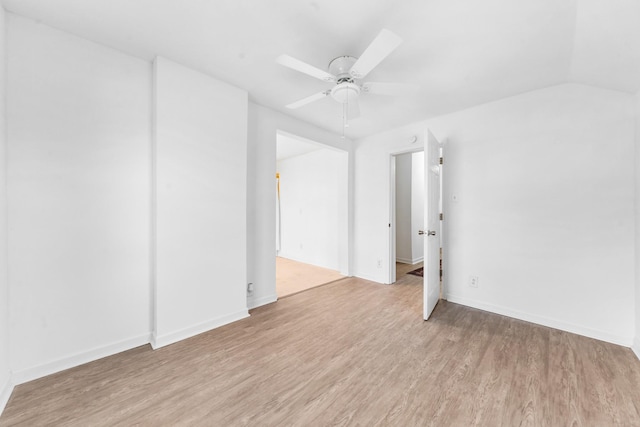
<box><xmin>329</xmin><ymin>55</ymin><xmax>357</xmax><ymax>78</ymax></box>
<box><xmin>329</xmin><ymin>56</ymin><xmax>360</xmax><ymax>104</ymax></box>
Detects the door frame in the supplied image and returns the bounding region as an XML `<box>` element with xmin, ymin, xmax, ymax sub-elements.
<box><xmin>387</xmin><ymin>146</ymin><xmax>425</xmax><ymax>285</ymax></box>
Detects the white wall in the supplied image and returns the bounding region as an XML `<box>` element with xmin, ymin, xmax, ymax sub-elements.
<box><xmin>0</xmin><ymin>6</ymin><xmax>12</xmax><ymax>413</ymax></box>
<box><xmin>277</xmin><ymin>148</ymin><xmax>347</xmax><ymax>271</ymax></box>
<box><xmin>0</xmin><ymin>12</ymin><xmax>353</xmax><ymax>409</ymax></box>
<box><xmin>634</xmin><ymin>89</ymin><xmax>640</xmax><ymax>358</ymax></box>
<box><xmin>247</xmin><ymin>104</ymin><xmax>352</xmax><ymax>309</ymax></box>
<box><xmin>411</xmin><ymin>152</ymin><xmax>425</xmax><ymax>262</ymax></box>
<box><xmin>153</xmin><ymin>57</ymin><xmax>248</xmax><ymax>348</ymax></box>
<box><xmin>354</xmin><ymin>84</ymin><xmax>635</xmax><ymax>346</ymax></box>
<box><xmin>7</xmin><ymin>15</ymin><xmax>151</xmax><ymax>382</ymax></box>
<box><xmin>395</xmin><ymin>153</ymin><xmax>413</xmax><ymax>263</ymax></box>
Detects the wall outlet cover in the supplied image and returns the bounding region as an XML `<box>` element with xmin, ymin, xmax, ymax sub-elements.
<box><xmin>469</xmin><ymin>276</ymin><xmax>479</xmax><ymax>288</ymax></box>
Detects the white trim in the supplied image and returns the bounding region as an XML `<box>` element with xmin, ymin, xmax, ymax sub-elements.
<box><xmin>0</xmin><ymin>374</ymin><xmax>14</xmax><ymax>417</ymax></box>
<box><xmin>386</xmin><ymin>144</ymin><xmax>425</xmax><ymax>157</ymax></box>
<box><xmin>151</xmin><ymin>309</ymin><xmax>249</xmax><ymax>349</ymax></box>
<box><xmin>446</xmin><ymin>294</ymin><xmax>633</xmax><ymax>347</ymax></box>
<box><xmin>633</xmin><ymin>336</ymin><xmax>640</xmax><ymax>361</ymax></box>
<box><xmin>389</xmin><ymin>154</ymin><xmax>397</xmax><ymax>285</ymax></box>
<box><xmin>354</xmin><ymin>273</ymin><xmax>386</xmax><ymax>285</ymax></box>
<box><xmin>12</xmin><ymin>334</ymin><xmax>150</xmax><ymax>385</ymax></box>
<box><xmin>387</xmin><ymin>146</ymin><xmax>427</xmax><ymax>286</ymax></box>
<box><xmin>394</xmin><ymin>256</ymin><xmax>424</xmax><ymax>265</ymax></box>
<box><xmin>247</xmin><ymin>294</ymin><xmax>278</xmax><ymax>310</ymax></box>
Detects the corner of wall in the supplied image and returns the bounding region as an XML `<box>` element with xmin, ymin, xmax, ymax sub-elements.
<box><xmin>151</xmin><ymin>310</ymin><xmax>249</xmax><ymax>349</ymax></box>
<box><xmin>633</xmin><ymin>337</ymin><xmax>640</xmax><ymax>361</ymax></box>
<box><xmin>247</xmin><ymin>294</ymin><xmax>278</xmax><ymax>310</ymax></box>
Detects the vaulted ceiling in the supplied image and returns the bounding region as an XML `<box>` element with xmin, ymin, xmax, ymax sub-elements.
<box><xmin>3</xmin><ymin>0</ymin><xmax>639</xmax><ymax>139</ymax></box>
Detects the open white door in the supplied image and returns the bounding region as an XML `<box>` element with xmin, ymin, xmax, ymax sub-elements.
<box><xmin>422</xmin><ymin>130</ymin><xmax>441</xmax><ymax>320</ymax></box>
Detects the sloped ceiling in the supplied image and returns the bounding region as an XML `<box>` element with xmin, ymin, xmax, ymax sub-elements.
<box><xmin>3</xmin><ymin>0</ymin><xmax>639</xmax><ymax>139</ymax></box>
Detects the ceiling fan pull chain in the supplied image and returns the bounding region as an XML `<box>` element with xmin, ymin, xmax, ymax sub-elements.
<box><xmin>342</xmin><ymin>103</ymin><xmax>346</xmax><ymax>139</ymax></box>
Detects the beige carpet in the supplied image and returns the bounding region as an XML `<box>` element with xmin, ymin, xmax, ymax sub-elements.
<box><xmin>276</xmin><ymin>257</ymin><xmax>345</xmax><ymax>298</ymax></box>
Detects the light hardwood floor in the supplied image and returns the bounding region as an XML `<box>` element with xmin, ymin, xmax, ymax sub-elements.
<box><xmin>2</xmin><ymin>273</ymin><xmax>640</xmax><ymax>426</ymax></box>
<box><xmin>276</xmin><ymin>256</ymin><xmax>344</xmax><ymax>297</ymax></box>
<box><xmin>396</xmin><ymin>260</ymin><xmax>424</xmax><ymax>277</ymax></box>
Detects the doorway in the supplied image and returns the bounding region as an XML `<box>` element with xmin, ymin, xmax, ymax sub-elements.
<box><xmin>275</xmin><ymin>131</ymin><xmax>349</xmax><ymax>297</ymax></box>
<box><xmin>389</xmin><ymin>150</ymin><xmax>425</xmax><ymax>284</ymax></box>
<box><xmin>388</xmin><ymin>141</ymin><xmax>444</xmax><ymax>289</ymax></box>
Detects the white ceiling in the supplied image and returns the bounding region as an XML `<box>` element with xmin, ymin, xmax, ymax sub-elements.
<box><xmin>276</xmin><ymin>133</ymin><xmax>321</xmax><ymax>162</ymax></box>
<box><xmin>3</xmin><ymin>0</ymin><xmax>639</xmax><ymax>139</ymax></box>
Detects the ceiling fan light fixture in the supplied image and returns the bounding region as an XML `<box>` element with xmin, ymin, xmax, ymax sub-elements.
<box><xmin>331</xmin><ymin>82</ymin><xmax>360</xmax><ymax>104</ymax></box>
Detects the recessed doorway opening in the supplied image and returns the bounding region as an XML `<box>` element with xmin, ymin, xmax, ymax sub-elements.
<box><xmin>275</xmin><ymin>131</ymin><xmax>349</xmax><ymax>297</ymax></box>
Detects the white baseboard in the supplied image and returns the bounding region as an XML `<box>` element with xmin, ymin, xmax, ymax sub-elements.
<box><xmin>11</xmin><ymin>333</ymin><xmax>150</xmax><ymax>386</ymax></box>
<box><xmin>633</xmin><ymin>337</ymin><xmax>640</xmax><ymax>361</ymax></box>
<box><xmin>396</xmin><ymin>257</ymin><xmax>423</xmax><ymax>265</ymax></box>
<box><xmin>151</xmin><ymin>309</ymin><xmax>249</xmax><ymax>349</ymax></box>
<box><xmin>247</xmin><ymin>294</ymin><xmax>277</xmax><ymax>310</ymax></box>
<box><xmin>446</xmin><ymin>294</ymin><xmax>633</xmax><ymax>347</ymax></box>
<box><xmin>354</xmin><ymin>272</ymin><xmax>385</xmax><ymax>284</ymax></box>
<box><xmin>352</xmin><ymin>273</ymin><xmax>380</xmax><ymax>285</ymax></box>
<box><xmin>0</xmin><ymin>374</ymin><xmax>14</xmax><ymax>417</ymax></box>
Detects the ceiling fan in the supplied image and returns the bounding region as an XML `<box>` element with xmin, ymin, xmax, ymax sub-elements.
<box><xmin>277</xmin><ymin>29</ymin><xmax>413</xmax><ymax>123</ymax></box>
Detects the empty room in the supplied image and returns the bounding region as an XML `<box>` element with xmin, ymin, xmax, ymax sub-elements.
<box><xmin>1</xmin><ymin>0</ymin><xmax>640</xmax><ymax>426</ymax></box>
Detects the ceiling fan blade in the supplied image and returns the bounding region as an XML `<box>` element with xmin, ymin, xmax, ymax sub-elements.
<box><xmin>286</xmin><ymin>91</ymin><xmax>330</xmax><ymax>109</ymax></box>
<box><xmin>277</xmin><ymin>55</ymin><xmax>336</xmax><ymax>82</ymax></box>
<box><xmin>346</xmin><ymin>98</ymin><xmax>360</xmax><ymax>119</ymax></box>
<box><xmin>349</xmin><ymin>29</ymin><xmax>402</xmax><ymax>79</ymax></box>
<box><xmin>362</xmin><ymin>82</ymin><xmax>418</xmax><ymax>96</ymax></box>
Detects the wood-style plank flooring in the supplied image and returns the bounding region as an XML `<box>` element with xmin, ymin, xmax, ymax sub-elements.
<box><xmin>396</xmin><ymin>260</ymin><xmax>424</xmax><ymax>277</ymax></box>
<box><xmin>276</xmin><ymin>256</ymin><xmax>344</xmax><ymax>297</ymax></box>
<box><xmin>2</xmin><ymin>270</ymin><xmax>640</xmax><ymax>426</ymax></box>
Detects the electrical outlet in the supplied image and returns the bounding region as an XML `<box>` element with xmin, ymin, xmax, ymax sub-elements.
<box><xmin>377</xmin><ymin>259</ymin><xmax>383</xmax><ymax>268</ymax></box>
<box><xmin>247</xmin><ymin>283</ymin><xmax>254</xmax><ymax>293</ymax></box>
<box><xmin>468</xmin><ymin>276</ymin><xmax>479</xmax><ymax>288</ymax></box>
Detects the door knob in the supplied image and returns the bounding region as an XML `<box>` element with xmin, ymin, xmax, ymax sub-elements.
<box><xmin>418</xmin><ymin>230</ymin><xmax>436</xmax><ymax>236</ymax></box>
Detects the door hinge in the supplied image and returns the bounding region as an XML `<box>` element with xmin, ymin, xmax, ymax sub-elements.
<box><xmin>440</xmin><ymin>213</ymin><xmax>444</xmax><ymax>220</ymax></box>
<box><xmin>439</xmin><ymin>157</ymin><xmax>443</xmax><ymax>165</ymax></box>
